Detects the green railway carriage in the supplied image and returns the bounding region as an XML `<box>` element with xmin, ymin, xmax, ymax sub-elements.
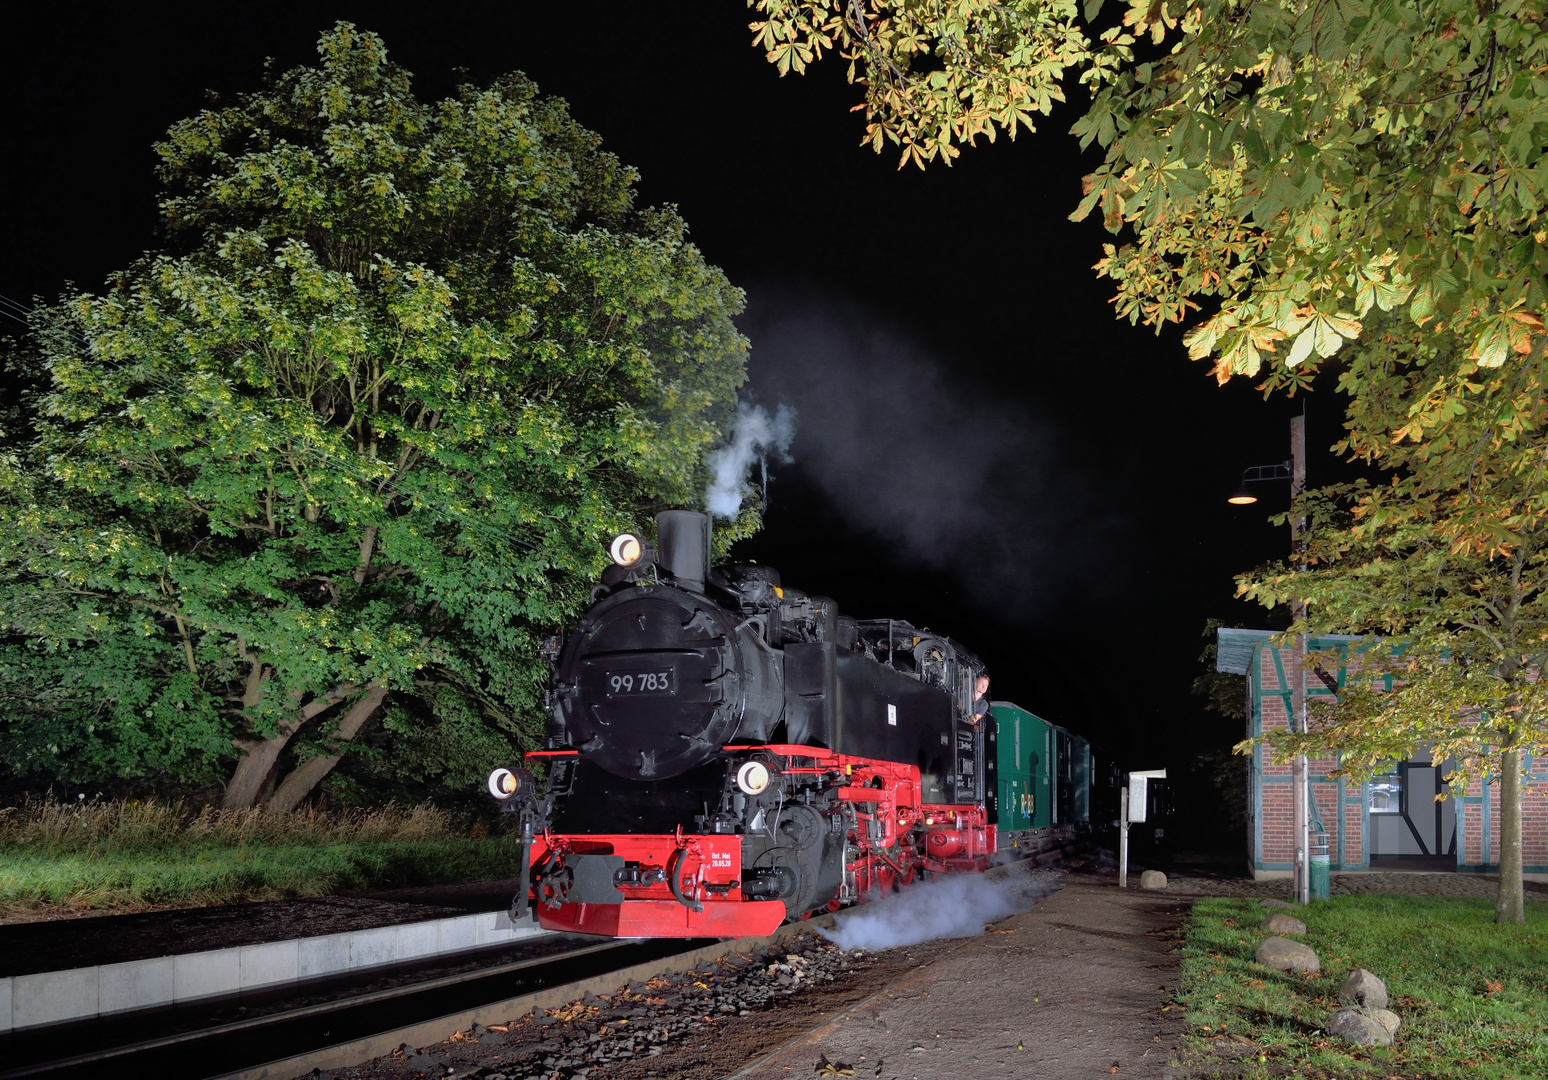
<box><xmin>990</xmin><ymin>702</ymin><xmax>1054</xmax><ymax>838</ymax></box>
<box><xmin>991</xmin><ymin>701</ymin><xmax>1119</xmax><ymax>854</ymax></box>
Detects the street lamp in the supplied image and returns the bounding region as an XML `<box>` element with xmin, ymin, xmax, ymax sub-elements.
<box><xmin>1228</xmin><ymin>462</ymin><xmax>1292</xmax><ymax>505</ymax></box>
<box><xmin>1228</xmin><ymin>417</ymin><xmax>1310</xmax><ymax>907</ymax></box>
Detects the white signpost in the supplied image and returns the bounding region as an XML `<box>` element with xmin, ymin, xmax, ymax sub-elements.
<box><xmin>1119</xmin><ymin>769</ymin><xmax>1167</xmax><ymax>888</ymax></box>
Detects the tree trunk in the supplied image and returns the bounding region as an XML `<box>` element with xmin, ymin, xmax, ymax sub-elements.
<box><xmin>1496</xmin><ymin>747</ymin><xmax>1525</xmax><ymax>924</ymax></box>
<box><xmin>223</xmin><ymin>681</ymin><xmax>358</xmax><ymax>810</ymax></box>
<box><xmin>265</xmin><ymin>684</ymin><xmax>389</xmax><ymax>813</ymax></box>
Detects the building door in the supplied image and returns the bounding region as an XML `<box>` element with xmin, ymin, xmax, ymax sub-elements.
<box><xmin>1369</xmin><ymin>752</ymin><xmax>1456</xmax><ymax>864</ymax></box>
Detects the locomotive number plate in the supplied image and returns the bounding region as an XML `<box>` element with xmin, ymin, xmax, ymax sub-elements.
<box><xmin>605</xmin><ymin>669</ymin><xmax>674</xmax><ymax>697</ymax></box>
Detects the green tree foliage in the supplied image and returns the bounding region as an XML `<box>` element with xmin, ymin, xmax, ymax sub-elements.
<box><xmin>1241</xmin><ymin>489</ymin><xmax>1548</xmax><ymax>922</ymax></box>
<box><xmin>0</xmin><ymin>24</ymin><xmax>750</xmax><ymax>808</ymax></box>
<box><xmin>748</xmin><ymin>1</ymin><xmax>1096</xmax><ymax>168</ymax></box>
<box><xmin>748</xmin><ymin>0</ymin><xmax>1548</xmax><ymax>527</ymax></box>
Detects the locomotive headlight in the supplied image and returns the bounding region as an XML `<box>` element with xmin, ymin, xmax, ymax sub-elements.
<box><xmin>610</xmin><ymin>533</ymin><xmax>644</xmax><ymax>567</ymax></box>
<box><xmin>487</xmin><ymin>767</ymin><xmax>532</xmax><ymax>801</ymax></box>
<box><xmin>736</xmin><ymin>761</ymin><xmax>771</xmax><ymax>796</ymax></box>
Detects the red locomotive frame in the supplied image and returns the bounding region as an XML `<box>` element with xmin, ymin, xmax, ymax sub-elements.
<box><xmin>524</xmin><ymin>744</ymin><xmax>994</xmax><ymax>938</ymax></box>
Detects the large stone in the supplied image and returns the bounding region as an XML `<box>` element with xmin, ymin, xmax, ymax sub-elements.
<box><xmin>1325</xmin><ymin>1006</ymin><xmax>1394</xmax><ymax>1046</ymax></box>
<box><xmin>1371</xmin><ymin>1008</ymin><xmax>1401</xmax><ymax>1038</ymax></box>
<box><xmin>1139</xmin><ymin>870</ymin><xmax>1168</xmax><ymax>890</ymax></box>
<box><xmin>1260</xmin><ymin>899</ymin><xmax>1299</xmax><ymax>911</ymax></box>
<box><xmin>1261</xmin><ymin>912</ymin><xmax>1307</xmax><ymax>935</ymax></box>
<box><xmin>1254</xmin><ymin>936</ymin><xmax>1319</xmax><ymax>973</ymax></box>
<box><xmin>1338</xmin><ymin>968</ymin><xmax>1388</xmax><ymax>1010</ymax></box>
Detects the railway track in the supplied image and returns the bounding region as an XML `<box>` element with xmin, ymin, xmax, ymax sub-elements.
<box><xmin>0</xmin><ymin>935</ymin><xmax>712</xmax><ymax>1080</ymax></box>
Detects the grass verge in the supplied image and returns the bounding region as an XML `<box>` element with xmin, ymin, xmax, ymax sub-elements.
<box><xmin>0</xmin><ymin>798</ymin><xmax>514</xmax><ymax>919</ymax></box>
<box><xmin>1177</xmin><ymin>894</ymin><xmax>1548</xmax><ymax>1078</ymax></box>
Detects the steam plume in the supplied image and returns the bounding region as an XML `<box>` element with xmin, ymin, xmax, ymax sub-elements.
<box><xmin>817</xmin><ymin>871</ymin><xmax>1052</xmax><ymax>952</ymax></box>
<box><xmin>705</xmin><ymin>402</ymin><xmax>797</xmax><ymax>518</ymax></box>
<box><xmin>742</xmin><ymin>292</ymin><xmax>1128</xmax><ymax>620</ymax></box>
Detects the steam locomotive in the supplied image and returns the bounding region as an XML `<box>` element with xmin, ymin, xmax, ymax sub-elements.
<box><xmin>486</xmin><ymin>510</ymin><xmax>1099</xmax><ymax>939</ymax></box>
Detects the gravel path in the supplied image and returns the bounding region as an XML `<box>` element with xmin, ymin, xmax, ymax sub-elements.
<box><xmin>735</xmin><ymin>873</ymin><xmax>1187</xmax><ymax>1080</ymax></box>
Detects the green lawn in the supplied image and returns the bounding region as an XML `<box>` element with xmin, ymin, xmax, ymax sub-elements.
<box><xmin>1178</xmin><ymin>894</ymin><xmax>1548</xmax><ymax>1078</ymax></box>
<box><xmin>0</xmin><ymin>799</ymin><xmax>516</xmax><ymax>918</ymax></box>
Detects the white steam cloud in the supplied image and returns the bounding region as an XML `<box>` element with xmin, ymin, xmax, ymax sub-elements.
<box><xmin>817</xmin><ymin>872</ymin><xmax>1049</xmax><ymax>952</ymax></box>
<box><xmin>705</xmin><ymin>402</ymin><xmax>797</xmax><ymax>518</ymax></box>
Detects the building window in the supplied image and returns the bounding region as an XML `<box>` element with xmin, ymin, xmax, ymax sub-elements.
<box><xmin>1369</xmin><ymin>769</ymin><xmax>1402</xmax><ymax>814</ymax></box>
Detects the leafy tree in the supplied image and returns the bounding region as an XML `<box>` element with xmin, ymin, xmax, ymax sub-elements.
<box><xmin>748</xmin><ymin>1</ymin><xmax>1095</xmax><ymax>169</ymax></box>
<box><xmin>750</xmin><ymin>0</ymin><xmax>1548</xmax><ymax>921</ymax></box>
<box><xmin>748</xmin><ymin>0</ymin><xmax>1548</xmax><ymax>527</ymax></box>
<box><xmin>0</xmin><ymin>24</ymin><xmax>751</xmax><ymax>809</ymax></box>
<box><xmin>1241</xmin><ymin>487</ymin><xmax>1548</xmax><ymax>923</ymax></box>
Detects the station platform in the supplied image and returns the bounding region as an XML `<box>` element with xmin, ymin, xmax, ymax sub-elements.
<box><xmin>0</xmin><ymin>879</ymin><xmax>527</xmax><ymax>977</ymax></box>
<box><xmin>0</xmin><ymin>880</ymin><xmax>548</xmax><ymax>1034</ymax></box>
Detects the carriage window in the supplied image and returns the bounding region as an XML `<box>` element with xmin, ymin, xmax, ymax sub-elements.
<box><xmin>1369</xmin><ymin>769</ymin><xmax>1402</xmax><ymax>814</ymax></box>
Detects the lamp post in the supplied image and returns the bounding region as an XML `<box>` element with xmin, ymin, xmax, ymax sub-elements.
<box><xmin>1230</xmin><ymin>415</ymin><xmax>1310</xmax><ymax>906</ymax></box>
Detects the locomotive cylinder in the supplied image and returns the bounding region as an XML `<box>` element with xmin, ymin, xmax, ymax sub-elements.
<box><xmin>926</xmin><ymin>828</ymin><xmax>967</xmax><ymax>858</ymax></box>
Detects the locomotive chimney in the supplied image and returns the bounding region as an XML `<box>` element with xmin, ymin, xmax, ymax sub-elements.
<box><xmin>656</xmin><ymin>510</ymin><xmax>711</xmax><ymax>592</ymax></box>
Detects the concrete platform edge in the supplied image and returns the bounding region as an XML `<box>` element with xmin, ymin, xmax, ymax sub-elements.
<box><xmin>1</xmin><ymin>910</ymin><xmax>548</xmax><ymax>1034</ymax></box>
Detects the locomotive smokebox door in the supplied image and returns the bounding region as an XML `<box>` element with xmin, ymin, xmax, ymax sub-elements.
<box><xmin>555</xmin><ymin>554</ymin><xmax>783</xmax><ymax>780</ymax></box>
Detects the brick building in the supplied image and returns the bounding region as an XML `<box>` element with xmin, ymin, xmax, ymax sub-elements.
<box><xmin>1216</xmin><ymin>628</ymin><xmax>1548</xmax><ymax>879</ymax></box>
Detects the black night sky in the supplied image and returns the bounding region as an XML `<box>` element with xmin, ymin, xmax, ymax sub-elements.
<box><xmin>1</xmin><ymin>2</ymin><xmax>1340</xmax><ymax>847</ymax></box>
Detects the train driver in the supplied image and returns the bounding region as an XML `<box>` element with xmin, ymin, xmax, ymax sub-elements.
<box><xmin>969</xmin><ymin>674</ymin><xmax>990</xmax><ymax>726</ymax></box>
